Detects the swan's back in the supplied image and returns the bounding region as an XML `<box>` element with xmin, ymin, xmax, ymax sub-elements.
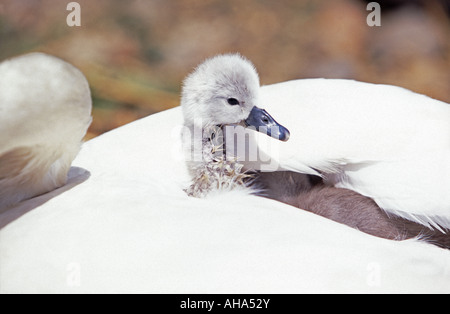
<box><xmin>0</xmin><ymin>53</ymin><xmax>92</xmax><ymax>209</ymax></box>
<box><xmin>1</xmin><ymin>107</ymin><xmax>449</xmax><ymax>293</ymax></box>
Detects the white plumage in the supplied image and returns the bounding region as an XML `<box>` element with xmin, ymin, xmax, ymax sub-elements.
<box><xmin>1</xmin><ymin>107</ymin><xmax>449</xmax><ymax>293</ymax></box>
<box><xmin>254</xmin><ymin>79</ymin><xmax>450</xmax><ymax>230</ymax></box>
<box><xmin>1</xmin><ymin>53</ymin><xmax>449</xmax><ymax>293</ymax></box>
<box><xmin>0</xmin><ymin>53</ymin><xmax>92</xmax><ymax>210</ymax></box>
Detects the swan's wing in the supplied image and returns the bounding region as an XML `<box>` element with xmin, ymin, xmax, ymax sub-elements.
<box><xmin>257</xmin><ymin>79</ymin><xmax>450</xmax><ymax>229</ymax></box>
<box><xmin>337</xmin><ymin>153</ymin><xmax>450</xmax><ymax>231</ymax></box>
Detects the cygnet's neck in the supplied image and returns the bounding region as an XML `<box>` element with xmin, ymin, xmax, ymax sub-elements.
<box><xmin>183</xmin><ymin>122</ymin><xmax>252</xmax><ymax>197</ymax></box>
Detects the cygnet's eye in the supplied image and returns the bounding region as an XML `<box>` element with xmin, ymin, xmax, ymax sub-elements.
<box><xmin>227</xmin><ymin>98</ymin><xmax>240</xmax><ymax>106</ymax></box>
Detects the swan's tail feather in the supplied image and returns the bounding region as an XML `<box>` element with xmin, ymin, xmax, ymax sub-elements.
<box><xmin>385</xmin><ymin>208</ymin><xmax>449</xmax><ymax>234</ymax></box>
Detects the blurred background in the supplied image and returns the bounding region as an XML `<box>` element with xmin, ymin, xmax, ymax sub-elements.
<box><xmin>0</xmin><ymin>0</ymin><xmax>449</xmax><ymax>139</ymax></box>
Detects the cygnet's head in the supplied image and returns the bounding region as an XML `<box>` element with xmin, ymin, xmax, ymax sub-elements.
<box><xmin>181</xmin><ymin>54</ymin><xmax>289</xmax><ymax>141</ymax></box>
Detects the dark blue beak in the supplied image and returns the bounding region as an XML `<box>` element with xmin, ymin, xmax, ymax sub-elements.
<box><xmin>244</xmin><ymin>106</ymin><xmax>290</xmax><ymax>142</ymax></box>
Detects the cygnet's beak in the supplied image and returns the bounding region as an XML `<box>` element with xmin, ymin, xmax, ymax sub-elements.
<box><xmin>244</xmin><ymin>106</ymin><xmax>290</xmax><ymax>141</ymax></box>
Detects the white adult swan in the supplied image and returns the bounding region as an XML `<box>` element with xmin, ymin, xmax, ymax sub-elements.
<box><xmin>181</xmin><ymin>54</ymin><xmax>450</xmax><ymax>231</ymax></box>
<box><xmin>0</xmin><ymin>53</ymin><xmax>92</xmax><ymax>210</ymax></box>
<box><xmin>1</xmin><ymin>53</ymin><xmax>449</xmax><ymax>293</ymax></box>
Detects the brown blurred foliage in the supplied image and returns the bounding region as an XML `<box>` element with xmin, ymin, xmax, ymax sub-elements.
<box><xmin>0</xmin><ymin>0</ymin><xmax>449</xmax><ymax>139</ymax></box>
